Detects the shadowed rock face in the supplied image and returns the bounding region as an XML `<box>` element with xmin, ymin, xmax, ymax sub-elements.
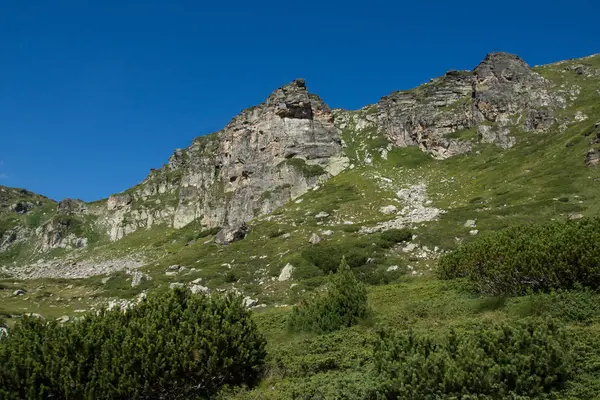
<box><xmin>374</xmin><ymin>52</ymin><xmax>564</xmax><ymax>158</ymax></box>
<box><xmin>100</xmin><ymin>79</ymin><xmax>345</xmax><ymax>241</ymax></box>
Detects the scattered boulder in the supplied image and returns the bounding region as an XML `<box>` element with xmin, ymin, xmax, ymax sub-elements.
<box><xmin>56</xmin><ymin>315</ymin><xmax>70</xmax><ymax>324</ymax></box>
<box><xmin>130</xmin><ymin>270</ymin><xmax>152</xmax><ymax>288</ymax></box>
<box><xmin>169</xmin><ymin>282</ymin><xmax>184</xmax><ymax>290</ymax></box>
<box><xmin>0</xmin><ymin>327</ymin><xmax>8</xmax><ymax>339</ymax></box>
<box><xmin>281</xmin><ymin>233</ymin><xmax>291</xmax><ymax>239</ymax></box>
<box><xmin>321</xmin><ymin>230</ymin><xmax>334</xmax><ymax>236</ymax></box>
<box><xmin>101</xmin><ymin>276</ymin><xmax>112</xmax><ymax>284</ymax></box>
<box><xmin>278</xmin><ymin>263</ymin><xmax>295</xmax><ymax>281</ymax></box>
<box><xmin>315</xmin><ymin>211</ymin><xmax>330</xmax><ymax>219</ymax></box>
<box><xmin>24</xmin><ymin>313</ymin><xmax>44</xmax><ymax>319</ymax></box>
<box><xmin>402</xmin><ymin>243</ymin><xmax>418</xmax><ymax>253</ymax></box>
<box><xmin>586</xmin><ymin>149</ymin><xmax>600</xmax><ymax>166</ymax></box>
<box><xmin>379</xmin><ymin>205</ymin><xmax>398</xmax><ymax>214</ymax></box>
<box><xmin>215</xmin><ymin>222</ymin><xmax>249</xmax><ymax>245</ymax></box>
<box><xmin>190</xmin><ymin>284</ymin><xmax>211</xmax><ymax>295</ymax></box>
<box><xmin>13</xmin><ymin>289</ymin><xmax>26</xmax><ymax>296</ymax></box>
<box><xmin>308</xmin><ymin>233</ymin><xmax>321</xmax><ymax>245</ymax></box>
<box><xmin>464</xmin><ymin>219</ymin><xmax>477</xmax><ymax>228</ymax></box>
<box><xmin>387</xmin><ymin>265</ymin><xmax>399</xmax><ymax>272</ymax></box>
<box><xmin>569</xmin><ymin>213</ymin><xmax>584</xmax><ymax>220</ymax></box>
<box><xmin>243</xmin><ymin>297</ymin><xmax>258</xmax><ymax>308</ymax></box>
<box><xmin>469</xmin><ymin>229</ymin><xmax>479</xmax><ymax>235</ymax></box>
<box><xmin>574</xmin><ymin>111</ymin><xmax>588</xmax><ymax>122</ymax></box>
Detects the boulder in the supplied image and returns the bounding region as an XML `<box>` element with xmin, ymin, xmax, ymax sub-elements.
<box><xmin>190</xmin><ymin>284</ymin><xmax>211</xmax><ymax>295</ymax></box>
<box><xmin>215</xmin><ymin>222</ymin><xmax>249</xmax><ymax>245</ymax></box>
<box><xmin>464</xmin><ymin>219</ymin><xmax>477</xmax><ymax>228</ymax></box>
<box><xmin>130</xmin><ymin>270</ymin><xmax>152</xmax><ymax>288</ymax></box>
<box><xmin>278</xmin><ymin>263</ymin><xmax>295</xmax><ymax>281</ymax></box>
<box><xmin>13</xmin><ymin>289</ymin><xmax>26</xmax><ymax>296</ymax></box>
<box><xmin>169</xmin><ymin>282</ymin><xmax>184</xmax><ymax>290</ymax></box>
<box><xmin>243</xmin><ymin>297</ymin><xmax>258</xmax><ymax>308</ymax></box>
<box><xmin>379</xmin><ymin>205</ymin><xmax>398</xmax><ymax>214</ymax></box>
<box><xmin>308</xmin><ymin>233</ymin><xmax>321</xmax><ymax>245</ymax></box>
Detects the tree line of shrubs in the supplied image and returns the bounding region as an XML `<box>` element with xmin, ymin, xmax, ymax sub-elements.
<box><xmin>438</xmin><ymin>217</ymin><xmax>600</xmax><ymax>295</ymax></box>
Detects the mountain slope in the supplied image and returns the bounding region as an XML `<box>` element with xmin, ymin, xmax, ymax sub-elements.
<box><xmin>0</xmin><ymin>50</ymin><xmax>599</xmax><ymax>315</ymax></box>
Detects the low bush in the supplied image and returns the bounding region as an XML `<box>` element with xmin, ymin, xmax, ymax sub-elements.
<box><xmin>375</xmin><ymin>319</ymin><xmax>574</xmax><ymax>399</ymax></box>
<box><xmin>0</xmin><ymin>289</ymin><xmax>266</xmax><ymax>399</ymax></box>
<box><xmin>378</xmin><ymin>228</ymin><xmax>412</xmax><ymax>248</ymax></box>
<box><xmin>288</xmin><ymin>258</ymin><xmax>370</xmax><ymax>333</ymax></box>
<box><xmin>508</xmin><ymin>287</ymin><xmax>600</xmax><ymax>323</ymax></box>
<box><xmin>438</xmin><ymin>218</ymin><xmax>600</xmax><ymax>295</ymax></box>
<box><xmin>301</xmin><ymin>240</ymin><xmax>373</xmax><ymax>274</ymax></box>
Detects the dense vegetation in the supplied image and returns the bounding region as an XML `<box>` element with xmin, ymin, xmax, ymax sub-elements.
<box><xmin>375</xmin><ymin>319</ymin><xmax>573</xmax><ymax>399</ymax></box>
<box><xmin>438</xmin><ymin>218</ymin><xmax>600</xmax><ymax>295</ymax></box>
<box><xmin>288</xmin><ymin>257</ymin><xmax>370</xmax><ymax>333</ymax></box>
<box><xmin>0</xmin><ymin>289</ymin><xmax>266</xmax><ymax>399</ymax></box>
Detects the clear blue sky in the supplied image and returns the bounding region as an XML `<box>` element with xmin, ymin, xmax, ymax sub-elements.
<box><xmin>0</xmin><ymin>0</ymin><xmax>597</xmax><ymax>202</ymax></box>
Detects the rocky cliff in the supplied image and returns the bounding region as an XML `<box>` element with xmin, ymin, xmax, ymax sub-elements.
<box><xmin>99</xmin><ymin>79</ymin><xmax>346</xmax><ymax>241</ymax></box>
<box><xmin>336</xmin><ymin>52</ymin><xmax>565</xmax><ymax>159</ymax></box>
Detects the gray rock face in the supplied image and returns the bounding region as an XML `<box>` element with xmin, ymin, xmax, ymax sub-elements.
<box><xmin>36</xmin><ymin>217</ymin><xmax>87</xmax><ymax>251</ymax></box>
<box><xmin>57</xmin><ymin>198</ymin><xmax>87</xmax><ymax>214</ymax></box>
<box><xmin>98</xmin><ymin>79</ymin><xmax>345</xmax><ymax>241</ymax></box>
<box><xmin>340</xmin><ymin>52</ymin><xmax>564</xmax><ymax>159</ymax></box>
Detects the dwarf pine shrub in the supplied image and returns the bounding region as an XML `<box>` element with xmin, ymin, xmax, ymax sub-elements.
<box><xmin>375</xmin><ymin>319</ymin><xmax>573</xmax><ymax>399</ymax></box>
<box><xmin>438</xmin><ymin>218</ymin><xmax>600</xmax><ymax>295</ymax></box>
<box><xmin>288</xmin><ymin>257</ymin><xmax>370</xmax><ymax>333</ymax></box>
<box><xmin>0</xmin><ymin>289</ymin><xmax>266</xmax><ymax>399</ymax></box>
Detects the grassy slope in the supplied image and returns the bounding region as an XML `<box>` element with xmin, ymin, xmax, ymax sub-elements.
<box><xmin>1</xmin><ymin>54</ymin><xmax>599</xmax><ymax>397</ymax></box>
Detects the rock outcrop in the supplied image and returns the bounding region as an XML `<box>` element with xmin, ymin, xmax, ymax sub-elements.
<box><xmin>98</xmin><ymin>79</ymin><xmax>345</xmax><ymax>241</ymax></box>
<box><xmin>337</xmin><ymin>52</ymin><xmax>565</xmax><ymax>159</ymax></box>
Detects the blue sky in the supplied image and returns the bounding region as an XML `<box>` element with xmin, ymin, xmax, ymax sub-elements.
<box><xmin>0</xmin><ymin>0</ymin><xmax>598</xmax><ymax>201</ymax></box>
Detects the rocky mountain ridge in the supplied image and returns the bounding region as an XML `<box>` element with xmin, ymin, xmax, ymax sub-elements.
<box><xmin>1</xmin><ymin>51</ymin><xmax>598</xmax><ymax>277</ymax></box>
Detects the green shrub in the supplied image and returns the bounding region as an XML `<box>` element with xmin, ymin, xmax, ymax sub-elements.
<box><xmin>375</xmin><ymin>319</ymin><xmax>573</xmax><ymax>399</ymax></box>
<box><xmin>0</xmin><ymin>289</ymin><xmax>266</xmax><ymax>399</ymax></box>
<box><xmin>301</xmin><ymin>240</ymin><xmax>373</xmax><ymax>274</ymax></box>
<box><xmin>288</xmin><ymin>257</ymin><xmax>370</xmax><ymax>333</ymax></box>
<box><xmin>378</xmin><ymin>228</ymin><xmax>412</xmax><ymax>248</ymax></box>
<box><xmin>508</xmin><ymin>288</ymin><xmax>600</xmax><ymax>323</ymax></box>
<box><xmin>438</xmin><ymin>218</ymin><xmax>600</xmax><ymax>295</ymax></box>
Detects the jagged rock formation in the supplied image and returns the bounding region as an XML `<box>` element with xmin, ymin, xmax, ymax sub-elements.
<box><xmin>337</xmin><ymin>52</ymin><xmax>565</xmax><ymax>159</ymax></box>
<box><xmin>99</xmin><ymin>79</ymin><xmax>346</xmax><ymax>241</ymax></box>
<box><xmin>57</xmin><ymin>198</ymin><xmax>87</xmax><ymax>214</ymax></box>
